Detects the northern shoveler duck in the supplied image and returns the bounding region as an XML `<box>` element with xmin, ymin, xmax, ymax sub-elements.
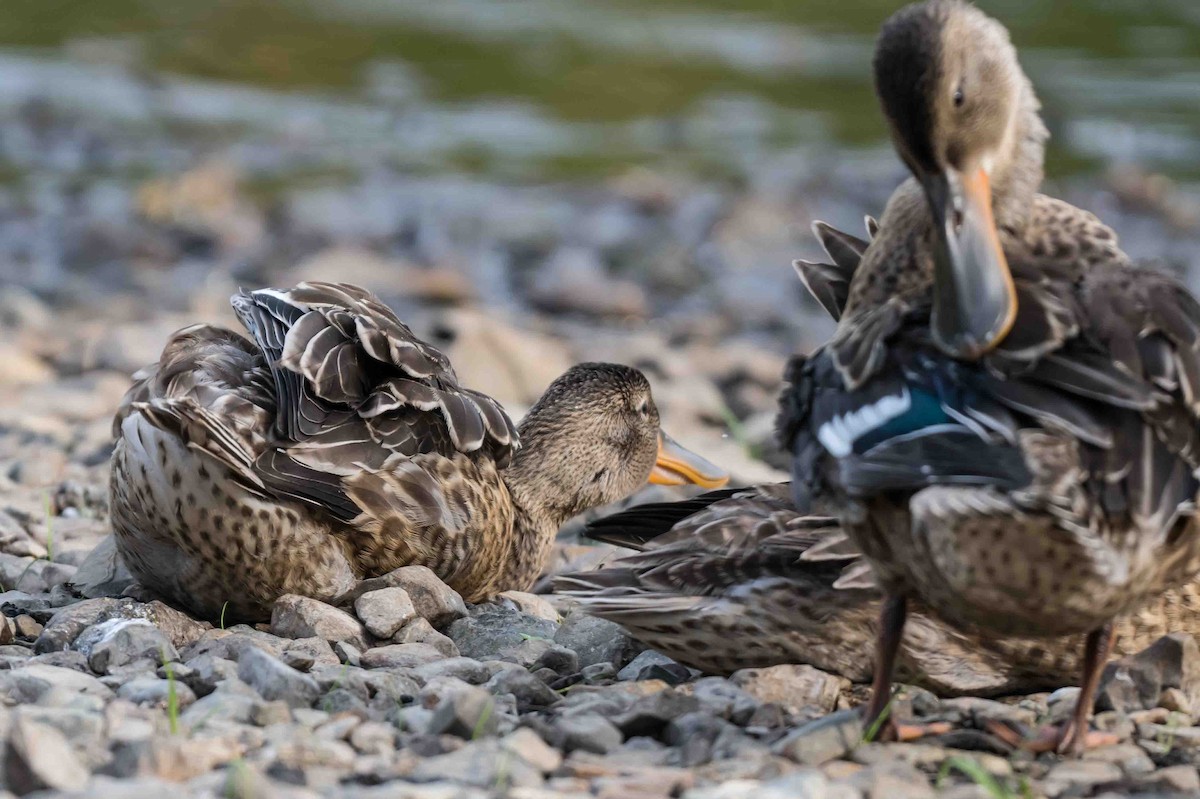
<box><xmin>778</xmin><ymin>0</ymin><xmax>1200</xmax><ymax>754</ymax></box>
<box><xmin>560</xmin><ymin>483</ymin><xmax>1200</xmax><ymax>697</ymax></box>
<box><xmin>109</xmin><ymin>282</ymin><xmax>727</xmax><ymax>622</ymax></box>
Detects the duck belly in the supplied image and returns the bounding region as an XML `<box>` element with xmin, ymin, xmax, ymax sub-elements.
<box><xmin>853</xmin><ymin>487</ymin><xmax>1200</xmax><ymax>639</ymax></box>
<box><xmin>110</xmin><ymin>413</ymin><xmax>357</xmax><ymax>622</ymax></box>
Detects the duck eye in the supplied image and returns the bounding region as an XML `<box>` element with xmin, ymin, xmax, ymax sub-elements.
<box><xmin>953</xmin><ymin>86</ymin><xmax>965</xmax><ymax>108</ymax></box>
<box><xmin>636</xmin><ymin>400</ymin><xmax>650</xmax><ymax>418</ymax></box>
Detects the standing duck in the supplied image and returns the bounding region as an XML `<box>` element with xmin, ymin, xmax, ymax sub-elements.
<box><xmin>779</xmin><ymin>0</ymin><xmax>1200</xmax><ymax>754</ymax></box>
<box><xmin>110</xmin><ymin>282</ymin><xmax>727</xmax><ymax>622</ymax></box>
<box><xmin>561</xmin><ymin>223</ymin><xmax>1200</xmax><ymax>697</ymax></box>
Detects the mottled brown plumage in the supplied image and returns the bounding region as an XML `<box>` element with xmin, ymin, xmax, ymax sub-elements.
<box><xmin>561</xmin><ymin>484</ymin><xmax>1200</xmax><ymax>696</ymax></box>
<box><xmin>110</xmin><ymin>282</ymin><xmax>727</xmax><ymax>622</ymax></box>
<box><xmin>778</xmin><ymin>0</ymin><xmax>1200</xmax><ymax>753</ymax></box>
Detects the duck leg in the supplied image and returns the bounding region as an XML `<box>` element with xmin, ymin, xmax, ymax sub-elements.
<box><xmin>863</xmin><ymin>593</ymin><xmax>907</xmax><ymax>738</ymax></box>
<box><xmin>1055</xmin><ymin>623</ymin><xmax>1116</xmax><ymax>755</ymax></box>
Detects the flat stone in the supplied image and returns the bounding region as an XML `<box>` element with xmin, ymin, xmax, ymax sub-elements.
<box><xmin>731</xmin><ymin>664</ymin><xmax>847</xmax><ymax>714</ymax></box>
<box><xmin>448</xmin><ymin>605</ymin><xmax>558</xmax><ymax>661</ymax></box>
<box><xmin>271</xmin><ymin>595</ymin><xmax>368</xmax><ymax>650</ymax></box>
<box><xmin>410</xmin><ymin>739</ymin><xmax>543</xmax><ymax>790</ymax></box>
<box><xmin>6</xmin><ymin>714</ymin><xmax>89</xmax><ymax>793</ymax></box>
<box><xmin>237</xmin><ymin>646</ymin><xmax>321</xmax><ymax>708</ymax></box>
<box><xmin>116</xmin><ymin>676</ymin><xmax>198</xmax><ymax>709</ymax></box>
<box><xmin>355</xmin><ymin>587</ymin><xmax>418</xmax><ymax>639</ymax></box>
<box><xmin>774</xmin><ymin>709</ymin><xmax>864</xmax><ymax>766</ymax></box>
<box><xmin>1</xmin><ymin>663</ymin><xmax>112</xmax><ymax>702</ymax></box>
<box><xmin>359</xmin><ymin>643</ymin><xmax>444</xmax><ymax>670</ymax></box>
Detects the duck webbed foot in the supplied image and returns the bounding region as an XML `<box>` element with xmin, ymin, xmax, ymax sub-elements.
<box><xmin>985</xmin><ymin>624</ymin><xmax>1117</xmax><ymax>756</ymax></box>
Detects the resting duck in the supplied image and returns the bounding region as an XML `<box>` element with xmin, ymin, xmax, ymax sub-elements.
<box><xmin>561</xmin><ymin>483</ymin><xmax>1200</xmax><ymax>696</ymax></box>
<box><xmin>779</xmin><ymin>0</ymin><xmax>1200</xmax><ymax>754</ymax></box>
<box><xmin>109</xmin><ymin>282</ymin><xmax>727</xmax><ymax>622</ymax></box>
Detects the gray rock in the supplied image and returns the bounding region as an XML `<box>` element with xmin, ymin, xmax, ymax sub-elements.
<box><xmin>81</xmin><ymin>619</ymin><xmax>177</xmax><ymax>674</ymax></box>
<box><xmin>487</xmin><ymin>668</ymin><xmax>561</xmax><ymax>712</ymax></box>
<box><xmin>773</xmin><ymin>709</ymin><xmax>864</xmax><ymax>765</ymax></box>
<box><xmin>690</xmin><ymin>677</ymin><xmax>760</xmax><ymax>725</ymax></box>
<box><xmin>684</xmin><ymin>771</ymin><xmax>834</xmax><ymax>799</ymax></box>
<box><xmin>409</xmin><ymin>739</ymin><xmax>543</xmax><ymax>790</ymax></box>
<box><xmin>349</xmin><ymin>566</ymin><xmax>467</xmax><ymax>629</ymax></box>
<box><xmin>844</xmin><ymin>762</ymin><xmax>934</xmax><ymax>799</ymax></box>
<box><xmin>610</xmin><ymin>688</ymin><xmax>701</xmax><ymax>737</ymax></box>
<box><xmin>500</xmin><ymin>727</ymin><xmax>562</xmax><ymax>773</ymax></box>
<box><xmin>283</xmin><ymin>637</ymin><xmax>339</xmax><ymax>670</ymax></box>
<box><xmin>179</xmin><ymin>686</ymin><xmax>259</xmax><ymax>728</ymax></box>
<box><xmin>392</xmin><ymin>617</ymin><xmax>458</xmax><ymax>657</ymax></box>
<box><xmin>553</xmin><ymin>611</ymin><xmax>630</xmax><ymax>668</ymax></box>
<box><xmin>555</xmin><ymin>712</ymin><xmax>623</xmax><ymax>754</ymax></box>
<box><xmin>179</xmin><ymin>654</ymin><xmax>239</xmax><ymax>697</ymax></box>
<box><xmin>1099</xmin><ymin>633</ymin><xmax>1200</xmax><ymax>714</ymax></box>
<box><xmin>427</xmin><ymin>684</ymin><xmax>499</xmax><ymax>739</ymax></box>
<box><xmin>413</xmin><ymin>657</ymin><xmax>492</xmax><ymax>685</ymax></box>
<box><xmin>271</xmin><ymin>595</ymin><xmax>368</xmax><ymax>650</ymax></box>
<box><xmin>618</xmin><ymin>650</ymin><xmax>695</xmax><ymax>684</ymax></box>
<box><xmin>180</xmin><ymin>628</ymin><xmax>283</xmax><ymax>663</ymax></box>
<box><xmin>447</xmin><ymin>605</ymin><xmax>557</xmax><ymax>661</ymax></box>
<box><xmin>6</xmin><ymin>714</ymin><xmax>89</xmax><ymax>793</ymax></box>
<box><xmin>1042</xmin><ymin>760</ymin><xmax>1123</xmax><ymax>795</ymax></box>
<box><xmin>359</xmin><ymin>643</ymin><xmax>444</xmax><ymax>670</ymax></box>
<box><xmin>71</xmin><ymin>534</ymin><xmax>136</xmax><ymax>599</ymax></box>
<box><xmin>355</xmin><ymin>587</ymin><xmax>417</xmax><ymax>639</ymax></box>
<box><xmin>533</xmin><ymin>645</ymin><xmax>580</xmax><ymax>677</ymax></box>
<box><xmin>1</xmin><ymin>663</ymin><xmax>112</xmax><ymax>702</ymax></box>
<box><xmin>237</xmin><ymin>647</ymin><xmax>321</xmax><ymax>708</ymax></box>
<box><xmin>116</xmin><ymin>676</ymin><xmax>198</xmax><ymax>708</ymax></box>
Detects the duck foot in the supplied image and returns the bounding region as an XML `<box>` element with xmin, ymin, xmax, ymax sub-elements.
<box><xmin>894</xmin><ymin>721</ymin><xmax>954</xmax><ymax>742</ymax></box>
<box><xmin>982</xmin><ymin>719</ymin><xmax>1120</xmax><ymax>755</ymax></box>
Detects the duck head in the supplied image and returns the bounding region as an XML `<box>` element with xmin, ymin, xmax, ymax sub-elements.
<box><xmin>874</xmin><ymin>0</ymin><xmax>1044</xmax><ymax>360</ymax></box>
<box><xmin>505</xmin><ymin>363</ymin><xmax>728</xmax><ymax>529</ymax></box>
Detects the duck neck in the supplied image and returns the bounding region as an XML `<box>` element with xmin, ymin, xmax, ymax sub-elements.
<box><xmin>501</xmin><ymin>419</ymin><xmax>590</xmax><ymax>548</ymax></box>
<box><xmin>990</xmin><ymin>78</ymin><xmax>1047</xmax><ymax>237</ymax></box>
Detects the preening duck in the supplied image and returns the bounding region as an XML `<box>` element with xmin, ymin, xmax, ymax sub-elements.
<box><xmin>778</xmin><ymin>0</ymin><xmax>1200</xmax><ymax>754</ymax></box>
<box><xmin>110</xmin><ymin>282</ymin><xmax>727</xmax><ymax>622</ymax></box>
<box><xmin>561</xmin><ymin>224</ymin><xmax>1200</xmax><ymax>698</ymax></box>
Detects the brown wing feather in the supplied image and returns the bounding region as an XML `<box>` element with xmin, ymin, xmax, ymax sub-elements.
<box><xmin>225</xmin><ymin>282</ymin><xmax>520</xmax><ymax>524</ymax></box>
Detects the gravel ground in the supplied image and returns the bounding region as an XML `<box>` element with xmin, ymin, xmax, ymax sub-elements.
<box><xmin>3</xmin><ymin>98</ymin><xmax>1200</xmax><ymax>797</ymax></box>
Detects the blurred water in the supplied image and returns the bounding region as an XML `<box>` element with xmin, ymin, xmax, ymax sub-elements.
<box><xmin>0</xmin><ymin>0</ymin><xmax>1197</xmax><ymax>181</ymax></box>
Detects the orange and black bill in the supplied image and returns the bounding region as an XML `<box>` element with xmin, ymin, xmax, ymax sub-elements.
<box><xmin>649</xmin><ymin>432</ymin><xmax>729</xmax><ymax>489</ymax></box>
<box><xmin>923</xmin><ymin>166</ymin><xmax>1017</xmax><ymax>360</ymax></box>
